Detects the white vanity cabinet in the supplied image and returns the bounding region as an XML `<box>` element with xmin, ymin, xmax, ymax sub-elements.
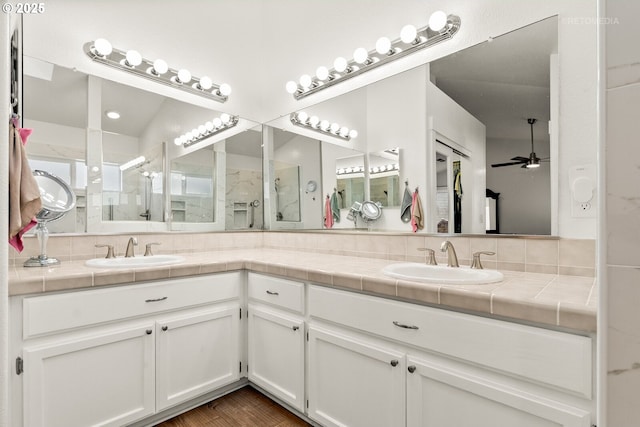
<box><xmin>247</xmin><ymin>273</ymin><xmax>305</xmax><ymax>412</ymax></box>
<box><xmin>10</xmin><ymin>272</ymin><xmax>242</xmax><ymax>427</ymax></box>
<box><xmin>308</xmin><ymin>285</ymin><xmax>594</xmax><ymax>427</ymax></box>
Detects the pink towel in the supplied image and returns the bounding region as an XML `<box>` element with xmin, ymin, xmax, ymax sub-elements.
<box><xmin>410</xmin><ymin>190</ymin><xmax>424</xmax><ymax>232</ymax></box>
<box><xmin>324</xmin><ymin>196</ymin><xmax>334</xmax><ymax>229</ymax></box>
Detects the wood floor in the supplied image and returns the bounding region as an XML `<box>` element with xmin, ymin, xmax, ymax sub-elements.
<box><xmin>155</xmin><ymin>387</ymin><xmax>312</xmax><ymax>427</ymax></box>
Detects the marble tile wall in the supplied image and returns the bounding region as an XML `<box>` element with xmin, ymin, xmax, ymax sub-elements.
<box><xmin>226</xmin><ymin>169</ymin><xmax>263</xmax><ymax>230</ymax></box>
<box><xmin>604</xmin><ymin>0</ymin><xmax>640</xmax><ymax>424</ymax></box>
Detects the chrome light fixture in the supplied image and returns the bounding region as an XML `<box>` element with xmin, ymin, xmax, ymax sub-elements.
<box><xmin>286</xmin><ymin>10</ymin><xmax>460</xmax><ymax>100</ymax></box>
<box><xmin>85</xmin><ymin>39</ymin><xmax>232</xmax><ymax>103</ymax></box>
<box><xmin>290</xmin><ymin>112</ymin><xmax>358</xmax><ymax>141</ymax></box>
<box><xmin>174</xmin><ymin>113</ymin><xmax>239</xmax><ymax>148</ymax></box>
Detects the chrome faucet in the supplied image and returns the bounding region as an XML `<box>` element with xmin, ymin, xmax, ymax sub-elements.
<box><xmin>125</xmin><ymin>237</ymin><xmax>138</xmax><ymax>258</ymax></box>
<box><xmin>440</xmin><ymin>240</ymin><xmax>459</xmax><ymax>267</ymax></box>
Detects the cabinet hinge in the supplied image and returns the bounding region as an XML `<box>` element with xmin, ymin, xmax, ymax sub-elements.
<box><xmin>239</xmin><ymin>307</ymin><xmax>242</xmax><ymax>319</ymax></box>
<box><xmin>16</xmin><ymin>357</ymin><xmax>23</xmax><ymax>375</ymax></box>
<box><xmin>239</xmin><ymin>361</ymin><xmax>242</xmax><ymax>373</ymax></box>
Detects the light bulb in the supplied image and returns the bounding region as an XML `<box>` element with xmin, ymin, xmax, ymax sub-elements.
<box><xmin>353</xmin><ymin>47</ymin><xmax>369</xmax><ymax>64</ymax></box>
<box><xmin>174</xmin><ymin>137</ymin><xmax>181</xmax><ymax>146</ymax></box>
<box><xmin>177</xmin><ymin>69</ymin><xmax>192</xmax><ymax>84</ymax></box>
<box><xmin>198</xmin><ymin>124</ymin><xmax>207</xmax><ymax>135</ymax></box>
<box><xmin>330</xmin><ymin>123</ymin><xmax>340</xmax><ymax>133</ymax></box>
<box><xmin>297</xmin><ymin>111</ymin><xmax>308</xmax><ymax>123</ymax></box>
<box><xmin>143</xmin><ymin>171</ymin><xmax>150</xmax><ymax>177</ymax></box>
<box><xmin>375</xmin><ymin>37</ymin><xmax>392</xmax><ymax>55</ymax></box>
<box><xmin>400</xmin><ymin>24</ymin><xmax>418</xmax><ymax>44</ymax></box>
<box><xmin>349</xmin><ymin>129</ymin><xmax>358</xmax><ymax>138</ymax></box>
<box><xmin>428</xmin><ymin>10</ymin><xmax>448</xmax><ymax>32</ymax></box>
<box><xmin>334</xmin><ymin>57</ymin><xmax>348</xmax><ymax>73</ymax></box>
<box><xmin>218</xmin><ymin>83</ymin><xmax>232</xmax><ymax>96</ymax></box>
<box><xmin>286</xmin><ymin>80</ymin><xmax>299</xmax><ymax>94</ymax></box>
<box><xmin>339</xmin><ymin>127</ymin><xmax>349</xmax><ymax>137</ymax></box>
<box><xmin>180</xmin><ymin>135</ymin><xmax>188</xmax><ymax>144</ymax></box>
<box><xmin>320</xmin><ymin>120</ymin><xmax>330</xmax><ymax>131</ymax></box>
<box><xmin>315</xmin><ymin>66</ymin><xmax>329</xmax><ymax>81</ymax></box>
<box><xmin>192</xmin><ymin>128</ymin><xmax>200</xmax><ymax>137</ymax></box>
<box><xmin>198</xmin><ymin>76</ymin><xmax>213</xmax><ymax>90</ymax></box>
<box><xmin>105</xmin><ymin>110</ymin><xmax>120</xmax><ymax>120</ymax></box>
<box><xmin>205</xmin><ymin>121</ymin><xmax>214</xmax><ymax>131</ymax></box>
<box><xmin>309</xmin><ymin>116</ymin><xmax>320</xmax><ymax>127</ymax></box>
<box><xmin>94</xmin><ymin>38</ymin><xmax>112</xmax><ymax>57</ymax></box>
<box><xmin>125</xmin><ymin>50</ymin><xmax>142</xmax><ymax>67</ymax></box>
<box><xmin>212</xmin><ymin>118</ymin><xmax>222</xmax><ymax>128</ymax></box>
<box><xmin>220</xmin><ymin>113</ymin><xmax>231</xmax><ymax>124</ymax></box>
<box><xmin>152</xmin><ymin>59</ymin><xmax>168</xmax><ymax>75</ymax></box>
<box><xmin>299</xmin><ymin>74</ymin><xmax>312</xmax><ymax>89</ymax></box>
<box><xmin>186</xmin><ymin>131</ymin><xmax>194</xmax><ymax>140</ymax></box>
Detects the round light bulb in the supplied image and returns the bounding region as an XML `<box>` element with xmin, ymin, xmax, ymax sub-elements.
<box><xmin>174</xmin><ymin>137</ymin><xmax>181</xmax><ymax>146</ymax></box>
<box><xmin>198</xmin><ymin>124</ymin><xmax>207</xmax><ymax>135</ymax></box>
<box><xmin>192</xmin><ymin>128</ymin><xmax>200</xmax><ymax>137</ymax></box>
<box><xmin>309</xmin><ymin>116</ymin><xmax>320</xmax><ymax>127</ymax></box>
<box><xmin>177</xmin><ymin>69</ymin><xmax>192</xmax><ymax>84</ymax></box>
<box><xmin>220</xmin><ymin>113</ymin><xmax>231</xmax><ymax>124</ymax></box>
<box><xmin>198</xmin><ymin>76</ymin><xmax>213</xmax><ymax>90</ymax></box>
<box><xmin>339</xmin><ymin>127</ymin><xmax>349</xmax><ymax>137</ymax></box>
<box><xmin>94</xmin><ymin>38</ymin><xmax>112</xmax><ymax>57</ymax></box>
<box><xmin>428</xmin><ymin>10</ymin><xmax>448</xmax><ymax>32</ymax></box>
<box><xmin>349</xmin><ymin>129</ymin><xmax>358</xmax><ymax>138</ymax></box>
<box><xmin>218</xmin><ymin>83</ymin><xmax>232</xmax><ymax>96</ymax></box>
<box><xmin>152</xmin><ymin>59</ymin><xmax>168</xmax><ymax>75</ymax></box>
<box><xmin>205</xmin><ymin>121</ymin><xmax>214</xmax><ymax>131</ymax></box>
<box><xmin>297</xmin><ymin>111</ymin><xmax>309</xmax><ymax>123</ymax></box>
<box><xmin>212</xmin><ymin>117</ymin><xmax>222</xmax><ymax>128</ymax></box>
<box><xmin>315</xmin><ymin>66</ymin><xmax>329</xmax><ymax>81</ymax></box>
<box><xmin>400</xmin><ymin>24</ymin><xmax>418</xmax><ymax>44</ymax></box>
<box><xmin>125</xmin><ymin>50</ymin><xmax>142</xmax><ymax>67</ymax></box>
<box><xmin>299</xmin><ymin>74</ymin><xmax>312</xmax><ymax>89</ymax></box>
<box><xmin>334</xmin><ymin>57</ymin><xmax>348</xmax><ymax>73</ymax></box>
<box><xmin>143</xmin><ymin>171</ymin><xmax>150</xmax><ymax>177</ymax></box>
<box><xmin>286</xmin><ymin>80</ymin><xmax>299</xmax><ymax>94</ymax></box>
<box><xmin>353</xmin><ymin>47</ymin><xmax>369</xmax><ymax>64</ymax></box>
<box><xmin>186</xmin><ymin>131</ymin><xmax>194</xmax><ymax>140</ymax></box>
<box><xmin>180</xmin><ymin>135</ymin><xmax>188</xmax><ymax>144</ymax></box>
<box><xmin>330</xmin><ymin>123</ymin><xmax>340</xmax><ymax>133</ymax></box>
<box><xmin>320</xmin><ymin>120</ymin><xmax>330</xmax><ymax>131</ymax></box>
<box><xmin>375</xmin><ymin>37</ymin><xmax>392</xmax><ymax>55</ymax></box>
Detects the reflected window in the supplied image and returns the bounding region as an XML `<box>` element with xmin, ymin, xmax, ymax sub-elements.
<box><xmin>186</xmin><ymin>176</ymin><xmax>212</xmax><ymax>195</ymax></box>
<box><xmin>102</xmin><ymin>163</ymin><xmax>122</xmax><ymax>192</ymax></box>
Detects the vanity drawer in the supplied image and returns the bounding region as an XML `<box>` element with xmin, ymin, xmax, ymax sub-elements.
<box><xmin>309</xmin><ymin>285</ymin><xmax>592</xmax><ymax>398</ymax></box>
<box><xmin>248</xmin><ymin>273</ymin><xmax>304</xmax><ymax>314</ymax></box>
<box><xmin>23</xmin><ymin>272</ymin><xmax>241</xmax><ymax>339</ymax></box>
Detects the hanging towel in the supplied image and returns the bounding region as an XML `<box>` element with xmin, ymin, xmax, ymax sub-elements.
<box><xmin>324</xmin><ymin>195</ymin><xmax>334</xmax><ymax>229</ymax></box>
<box><xmin>330</xmin><ymin>191</ymin><xmax>340</xmax><ymax>223</ymax></box>
<box><xmin>454</xmin><ymin>170</ymin><xmax>463</xmax><ymax>197</ymax></box>
<box><xmin>9</xmin><ymin>120</ymin><xmax>42</xmax><ymax>252</ymax></box>
<box><xmin>410</xmin><ymin>189</ymin><xmax>424</xmax><ymax>232</ymax></box>
<box><xmin>400</xmin><ymin>185</ymin><xmax>412</xmax><ymax>223</ymax></box>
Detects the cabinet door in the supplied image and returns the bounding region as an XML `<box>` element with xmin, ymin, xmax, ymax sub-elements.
<box><xmin>308</xmin><ymin>325</ymin><xmax>405</xmax><ymax>427</ymax></box>
<box><xmin>155</xmin><ymin>305</ymin><xmax>240</xmax><ymax>411</ymax></box>
<box><xmin>248</xmin><ymin>304</ymin><xmax>304</xmax><ymax>411</ymax></box>
<box><xmin>23</xmin><ymin>323</ymin><xmax>155</xmax><ymax>427</ymax></box>
<box><xmin>406</xmin><ymin>355</ymin><xmax>591</xmax><ymax>427</ymax></box>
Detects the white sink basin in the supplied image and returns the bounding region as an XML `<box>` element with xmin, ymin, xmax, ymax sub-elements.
<box><xmin>382</xmin><ymin>263</ymin><xmax>503</xmax><ymax>285</ymax></box>
<box><xmin>85</xmin><ymin>255</ymin><xmax>185</xmax><ymax>269</ymax></box>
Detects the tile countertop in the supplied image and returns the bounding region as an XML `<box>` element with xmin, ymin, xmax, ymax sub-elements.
<box><xmin>8</xmin><ymin>249</ymin><xmax>597</xmax><ymax>333</ymax></box>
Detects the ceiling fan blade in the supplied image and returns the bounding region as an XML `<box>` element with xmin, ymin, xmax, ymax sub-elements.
<box><xmin>510</xmin><ymin>156</ymin><xmax>529</xmax><ymax>162</ymax></box>
<box><xmin>491</xmin><ymin>160</ymin><xmax>527</xmax><ymax>168</ymax></box>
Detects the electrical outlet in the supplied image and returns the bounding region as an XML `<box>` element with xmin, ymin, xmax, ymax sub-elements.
<box><xmin>579</xmin><ymin>202</ymin><xmax>591</xmax><ymax>211</ymax></box>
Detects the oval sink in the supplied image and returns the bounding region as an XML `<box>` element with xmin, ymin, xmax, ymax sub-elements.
<box><xmin>382</xmin><ymin>263</ymin><xmax>503</xmax><ymax>285</ymax></box>
<box><xmin>85</xmin><ymin>255</ymin><xmax>185</xmax><ymax>269</ymax></box>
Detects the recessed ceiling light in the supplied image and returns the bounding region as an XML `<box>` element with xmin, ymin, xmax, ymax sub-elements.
<box><xmin>105</xmin><ymin>110</ymin><xmax>120</xmax><ymax>120</ymax></box>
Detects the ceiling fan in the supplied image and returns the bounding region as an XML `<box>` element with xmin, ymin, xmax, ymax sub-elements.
<box><xmin>491</xmin><ymin>118</ymin><xmax>549</xmax><ymax>169</ymax></box>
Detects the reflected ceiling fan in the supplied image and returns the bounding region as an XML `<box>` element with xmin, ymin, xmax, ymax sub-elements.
<box><xmin>491</xmin><ymin>118</ymin><xmax>549</xmax><ymax>169</ymax></box>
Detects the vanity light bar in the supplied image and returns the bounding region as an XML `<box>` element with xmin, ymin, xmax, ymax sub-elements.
<box><xmin>286</xmin><ymin>11</ymin><xmax>460</xmax><ymax>100</ymax></box>
<box><xmin>290</xmin><ymin>112</ymin><xmax>358</xmax><ymax>141</ymax></box>
<box><xmin>84</xmin><ymin>39</ymin><xmax>232</xmax><ymax>103</ymax></box>
<box><xmin>336</xmin><ymin>164</ymin><xmax>399</xmax><ymax>175</ymax></box>
<box><xmin>120</xmin><ymin>155</ymin><xmax>146</xmax><ymax>171</ymax></box>
<box><xmin>175</xmin><ymin>113</ymin><xmax>239</xmax><ymax>148</ymax></box>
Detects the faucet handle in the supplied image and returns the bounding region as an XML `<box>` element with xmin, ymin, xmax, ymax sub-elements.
<box><xmin>95</xmin><ymin>244</ymin><xmax>115</xmax><ymax>259</ymax></box>
<box><xmin>144</xmin><ymin>242</ymin><xmax>161</xmax><ymax>256</ymax></box>
<box><xmin>470</xmin><ymin>251</ymin><xmax>495</xmax><ymax>269</ymax></box>
<box><xmin>417</xmin><ymin>248</ymin><xmax>437</xmax><ymax>265</ymax></box>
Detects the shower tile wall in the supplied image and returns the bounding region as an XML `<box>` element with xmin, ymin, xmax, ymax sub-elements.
<box><xmin>275</xmin><ymin>166</ymin><xmax>301</xmax><ymax>222</ymax></box>
<box><xmin>226</xmin><ymin>168</ymin><xmax>263</xmax><ymax>229</ymax></box>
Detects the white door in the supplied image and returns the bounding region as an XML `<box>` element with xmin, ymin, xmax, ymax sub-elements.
<box><xmin>248</xmin><ymin>304</ymin><xmax>304</xmax><ymax>411</ymax></box>
<box><xmin>406</xmin><ymin>354</ymin><xmax>591</xmax><ymax>427</ymax></box>
<box><xmin>23</xmin><ymin>323</ymin><xmax>155</xmax><ymax>427</ymax></box>
<box><xmin>155</xmin><ymin>305</ymin><xmax>240</xmax><ymax>411</ymax></box>
<box><xmin>308</xmin><ymin>325</ymin><xmax>405</xmax><ymax>427</ymax></box>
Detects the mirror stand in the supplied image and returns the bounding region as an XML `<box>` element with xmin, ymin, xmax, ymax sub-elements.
<box><xmin>24</xmin><ymin>221</ymin><xmax>60</xmax><ymax>267</ymax></box>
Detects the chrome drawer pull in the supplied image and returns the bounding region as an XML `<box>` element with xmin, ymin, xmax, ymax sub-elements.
<box><xmin>292</xmin><ymin>326</ymin><xmax>299</xmax><ymax>331</ymax></box>
<box><xmin>266</xmin><ymin>290</ymin><xmax>279</xmax><ymax>296</ymax></box>
<box><xmin>145</xmin><ymin>296</ymin><xmax>168</xmax><ymax>303</ymax></box>
<box><xmin>393</xmin><ymin>321</ymin><xmax>419</xmax><ymax>330</ymax></box>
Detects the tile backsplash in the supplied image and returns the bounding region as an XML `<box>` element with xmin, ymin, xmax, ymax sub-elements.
<box><xmin>10</xmin><ymin>231</ymin><xmax>596</xmax><ymax>277</ymax></box>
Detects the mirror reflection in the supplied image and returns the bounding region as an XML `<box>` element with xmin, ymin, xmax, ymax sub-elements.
<box><xmin>368</xmin><ymin>148</ymin><xmax>400</xmax><ymax>208</ymax></box>
<box><xmin>170</xmin><ymin>146</ymin><xmax>215</xmax><ymax>224</ymax></box>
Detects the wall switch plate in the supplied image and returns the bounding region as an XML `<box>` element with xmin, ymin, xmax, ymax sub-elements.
<box><xmin>569</xmin><ymin>164</ymin><xmax>596</xmax><ymax>218</ymax></box>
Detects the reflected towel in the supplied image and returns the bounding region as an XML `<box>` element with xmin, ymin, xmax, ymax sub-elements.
<box><xmin>411</xmin><ymin>190</ymin><xmax>424</xmax><ymax>232</ymax></box>
<box><xmin>330</xmin><ymin>191</ymin><xmax>340</xmax><ymax>223</ymax></box>
<box><xmin>9</xmin><ymin>122</ymin><xmax>42</xmax><ymax>252</ymax></box>
<box><xmin>400</xmin><ymin>186</ymin><xmax>412</xmax><ymax>223</ymax></box>
<box><xmin>324</xmin><ymin>196</ymin><xmax>334</xmax><ymax>229</ymax></box>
